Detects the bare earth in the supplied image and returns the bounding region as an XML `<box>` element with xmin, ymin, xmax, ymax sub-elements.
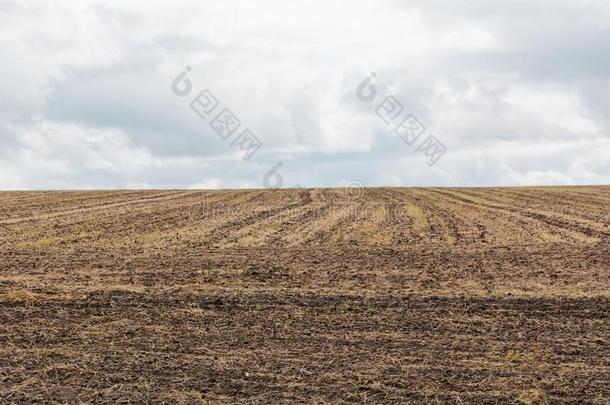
<box><xmin>0</xmin><ymin>187</ymin><xmax>609</xmax><ymax>404</ymax></box>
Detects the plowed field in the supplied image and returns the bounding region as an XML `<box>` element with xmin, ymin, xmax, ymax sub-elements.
<box><xmin>1</xmin><ymin>187</ymin><xmax>609</xmax><ymax>403</ymax></box>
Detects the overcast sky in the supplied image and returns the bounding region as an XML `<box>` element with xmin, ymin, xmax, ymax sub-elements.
<box><xmin>1</xmin><ymin>0</ymin><xmax>609</xmax><ymax>189</ymax></box>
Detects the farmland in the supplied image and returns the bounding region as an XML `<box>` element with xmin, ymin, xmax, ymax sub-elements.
<box><xmin>0</xmin><ymin>187</ymin><xmax>609</xmax><ymax>403</ymax></box>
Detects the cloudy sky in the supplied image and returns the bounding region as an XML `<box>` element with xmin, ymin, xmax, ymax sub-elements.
<box><xmin>1</xmin><ymin>0</ymin><xmax>609</xmax><ymax>189</ymax></box>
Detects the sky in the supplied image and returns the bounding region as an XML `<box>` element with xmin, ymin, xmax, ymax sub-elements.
<box><xmin>1</xmin><ymin>0</ymin><xmax>609</xmax><ymax>190</ymax></box>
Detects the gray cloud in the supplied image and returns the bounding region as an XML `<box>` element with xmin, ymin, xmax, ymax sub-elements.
<box><xmin>0</xmin><ymin>0</ymin><xmax>608</xmax><ymax>189</ymax></box>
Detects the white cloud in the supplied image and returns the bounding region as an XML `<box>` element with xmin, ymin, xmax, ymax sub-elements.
<box><xmin>504</xmin><ymin>85</ymin><xmax>600</xmax><ymax>136</ymax></box>
<box><xmin>0</xmin><ymin>0</ymin><xmax>608</xmax><ymax>189</ymax></box>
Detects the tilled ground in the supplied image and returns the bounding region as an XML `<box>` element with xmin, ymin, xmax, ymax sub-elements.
<box><xmin>0</xmin><ymin>187</ymin><xmax>609</xmax><ymax>403</ymax></box>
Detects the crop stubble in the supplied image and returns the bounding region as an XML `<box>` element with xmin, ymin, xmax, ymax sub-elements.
<box><xmin>0</xmin><ymin>187</ymin><xmax>609</xmax><ymax>403</ymax></box>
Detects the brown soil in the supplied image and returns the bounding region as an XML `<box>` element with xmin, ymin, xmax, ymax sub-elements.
<box><xmin>1</xmin><ymin>187</ymin><xmax>609</xmax><ymax>403</ymax></box>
